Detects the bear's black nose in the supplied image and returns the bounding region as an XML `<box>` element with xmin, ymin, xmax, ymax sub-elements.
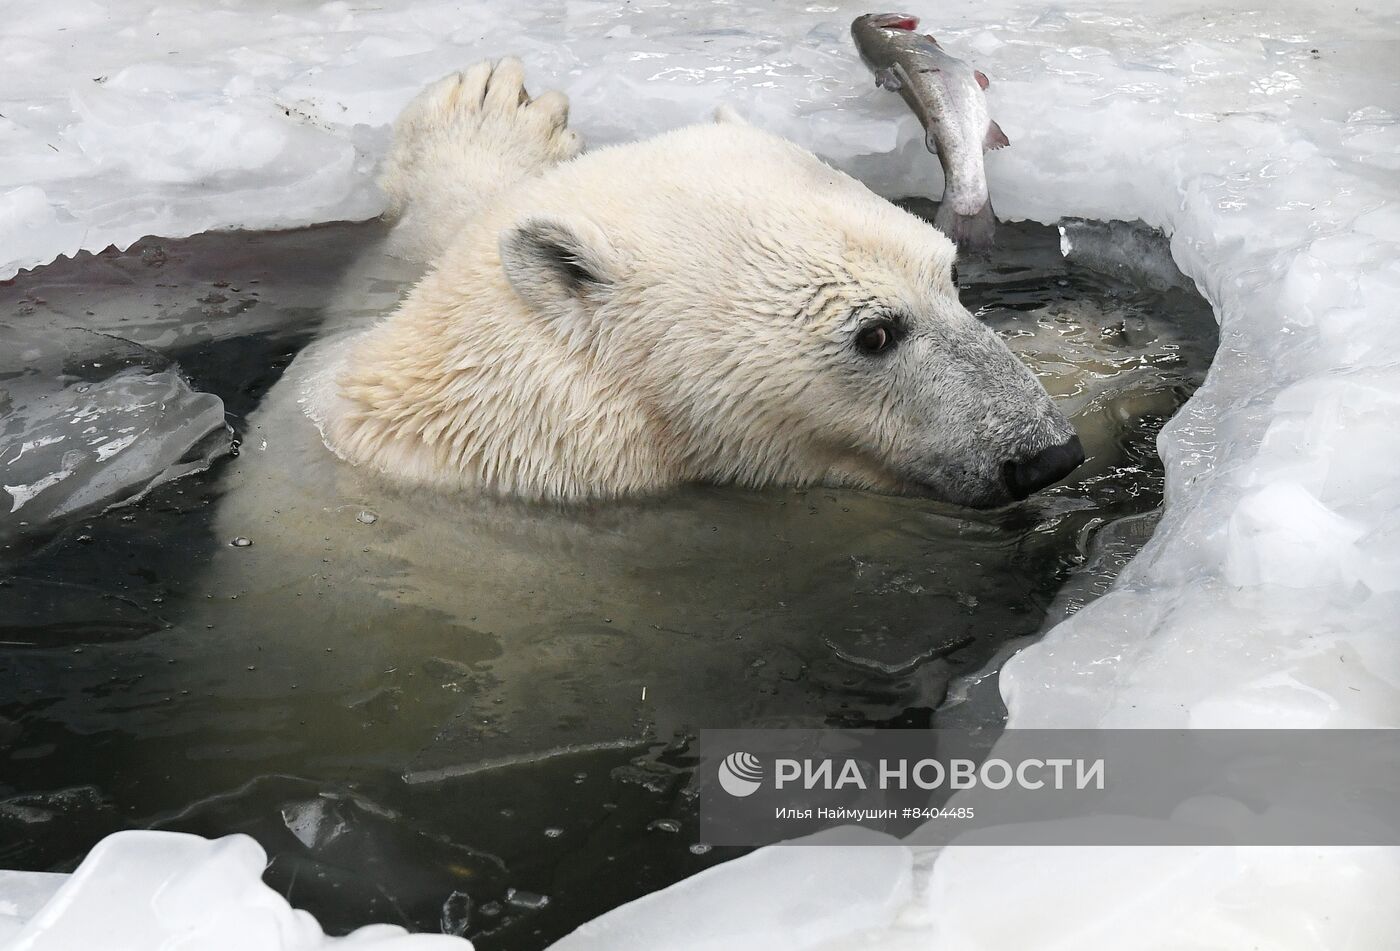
<box><xmin>1002</xmin><ymin>435</ymin><xmax>1085</xmax><ymax>500</ymax></box>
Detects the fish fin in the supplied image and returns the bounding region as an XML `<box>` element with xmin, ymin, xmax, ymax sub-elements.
<box><xmin>984</xmin><ymin>120</ymin><xmax>1010</xmax><ymax>150</ymax></box>
<box><xmin>974</xmin><ymin>69</ymin><xmax>990</xmax><ymax>90</ymax></box>
<box><xmin>874</xmin><ymin>67</ymin><xmax>902</xmax><ymax>91</ymax></box>
<box><xmin>925</xmin><ymin>34</ymin><xmax>942</xmax><ymax>47</ymax></box>
<box><xmin>934</xmin><ymin>198</ymin><xmax>997</xmax><ymax>251</ymax></box>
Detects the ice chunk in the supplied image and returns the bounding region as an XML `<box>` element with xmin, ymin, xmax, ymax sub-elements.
<box><xmin>918</xmin><ymin>842</ymin><xmax>1400</xmax><ymax>951</ymax></box>
<box><xmin>1057</xmin><ymin>218</ymin><xmax>1196</xmax><ymax>292</ymax></box>
<box><xmin>0</xmin><ymin>328</ymin><xmax>230</xmax><ymax>546</ymax></box>
<box><xmin>0</xmin><ymin>870</ymin><xmax>66</xmax><ymax>945</ymax></box>
<box><xmin>281</xmin><ymin>798</ymin><xmax>354</xmax><ymax>852</ymax></box>
<box><xmin>503</xmin><ymin>888</ymin><xmax>550</xmax><ymax>912</ymax></box>
<box><xmin>0</xmin><ymin>786</ymin><xmax>114</xmax><ymax>830</ymax></box>
<box><xmin>548</xmin><ymin>827</ymin><xmax>911</xmax><ymax>951</ymax></box>
<box><xmin>2</xmin><ymin>830</ymin><xmax>469</xmax><ymax>949</ymax></box>
<box><xmin>0</xmin><ymin>188</ymin><xmax>89</xmax><ymax>276</ymax></box>
<box><xmin>439</xmin><ymin>891</ymin><xmax>473</xmax><ymax>938</ymax></box>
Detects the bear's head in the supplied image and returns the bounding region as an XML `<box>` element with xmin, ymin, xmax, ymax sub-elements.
<box><xmin>493</xmin><ymin>122</ymin><xmax>1082</xmax><ymax>507</ymax></box>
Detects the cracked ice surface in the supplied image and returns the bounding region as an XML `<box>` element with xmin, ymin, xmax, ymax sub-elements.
<box><xmin>2</xmin><ymin>0</ymin><xmax>1399</xmax><ymax>948</ymax></box>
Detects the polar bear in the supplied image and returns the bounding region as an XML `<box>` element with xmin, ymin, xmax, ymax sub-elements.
<box><xmin>310</xmin><ymin>58</ymin><xmax>1082</xmax><ymax>509</ymax></box>
<box><xmin>72</xmin><ymin>59</ymin><xmax>1103</xmax><ymax>783</ymax></box>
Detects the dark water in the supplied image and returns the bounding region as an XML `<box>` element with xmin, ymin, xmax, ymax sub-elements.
<box><xmin>0</xmin><ymin>212</ymin><xmax>1216</xmax><ymax>948</ymax></box>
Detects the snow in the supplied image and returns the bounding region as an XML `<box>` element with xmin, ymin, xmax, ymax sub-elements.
<box><xmin>3</xmin><ymin>0</ymin><xmax>1399</xmax><ymax>947</ymax></box>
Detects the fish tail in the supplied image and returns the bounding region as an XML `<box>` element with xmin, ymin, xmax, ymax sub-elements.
<box><xmin>934</xmin><ymin>198</ymin><xmax>997</xmax><ymax>250</ymax></box>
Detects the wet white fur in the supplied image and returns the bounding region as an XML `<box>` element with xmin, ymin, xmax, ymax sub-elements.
<box><xmin>314</xmin><ymin>59</ymin><xmax>1068</xmax><ymax>504</ymax></box>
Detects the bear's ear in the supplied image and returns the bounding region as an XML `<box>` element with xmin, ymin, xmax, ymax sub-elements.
<box><xmin>499</xmin><ymin>214</ymin><xmax>618</xmax><ymax>337</ymax></box>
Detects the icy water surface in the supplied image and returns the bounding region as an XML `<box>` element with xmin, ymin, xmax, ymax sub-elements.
<box><xmin>0</xmin><ymin>212</ymin><xmax>1215</xmax><ymax>948</ymax></box>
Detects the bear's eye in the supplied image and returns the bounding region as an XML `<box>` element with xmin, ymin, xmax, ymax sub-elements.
<box><xmin>855</xmin><ymin>321</ymin><xmax>897</xmax><ymax>355</ymax></box>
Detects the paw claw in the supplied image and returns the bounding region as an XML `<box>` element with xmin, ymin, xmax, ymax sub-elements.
<box><xmin>460</xmin><ymin>61</ymin><xmax>494</xmax><ymax>109</ymax></box>
<box><xmin>484</xmin><ymin>57</ymin><xmax>528</xmax><ymax>112</ymax></box>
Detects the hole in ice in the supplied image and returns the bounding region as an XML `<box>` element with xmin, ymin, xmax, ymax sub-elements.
<box><xmin>0</xmin><ymin>211</ymin><xmax>1216</xmax><ymax>947</ymax></box>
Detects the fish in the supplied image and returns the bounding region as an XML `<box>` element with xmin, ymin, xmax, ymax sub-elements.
<box><xmin>851</xmin><ymin>13</ymin><xmax>1010</xmax><ymax>249</ymax></box>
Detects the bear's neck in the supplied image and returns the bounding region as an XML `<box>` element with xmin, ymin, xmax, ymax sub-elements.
<box><xmin>327</xmin><ymin>290</ymin><xmax>674</xmax><ymax>501</ymax></box>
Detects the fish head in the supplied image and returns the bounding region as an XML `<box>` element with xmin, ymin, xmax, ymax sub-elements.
<box><xmin>856</xmin><ymin>13</ymin><xmax>920</xmax><ymax>32</ymax></box>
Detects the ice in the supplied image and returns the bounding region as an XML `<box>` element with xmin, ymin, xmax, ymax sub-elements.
<box><xmin>1225</xmin><ymin>481</ymin><xmax>1367</xmax><ymax>588</ymax></box>
<box><xmin>503</xmin><ymin>889</ymin><xmax>551</xmax><ymax>913</ymax></box>
<box><xmin>914</xmin><ymin>844</ymin><xmax>1400</xmax><ymax>951</ymax></box>
<box><xmin>548</xmin><ymin>827</ymin><xmax>912</xmax><ymax>951</ymax></box>
<box><xmin>0</xmin><ymin>327</ymin><xmax>230</xmax><ymax>548</ymax></box>
<box><xmin>0</xmin><ymin>830</ymin><xmax>468</xmax><ymax>949</ymax></box>
<box><xmin>281</xmin><ymin>798</ymin><xmax>354</xmax><ymax>852</ymax></box>
<box><xmin>0</xmin><ymin>871</ymin><xmax>65</xmax><ymax>945</ymax></box>
<box><xmin>1057</xmin><ymin>219</ymin><xmax>1195</xmax><ymax>292</ymax></box>
<box><xmin>439</xmin><ymin>891</ymin><xmax>473</xmax><ymax>938</ymax></box>
<box><xmin>3</xmin><ymin>0</ymin><xmax>1400</xmax><ymax>947</ymax></box>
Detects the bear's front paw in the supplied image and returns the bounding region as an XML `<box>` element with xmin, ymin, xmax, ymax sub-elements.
<box><xmin>389</xmin><ymin>58</ymin><xmax>582</xmax><ymax>182</ymax></box>
<box><xmin>379</xmin><ymin>58</ymin><xmax>584</xmax><ymax>261</ymax></box>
